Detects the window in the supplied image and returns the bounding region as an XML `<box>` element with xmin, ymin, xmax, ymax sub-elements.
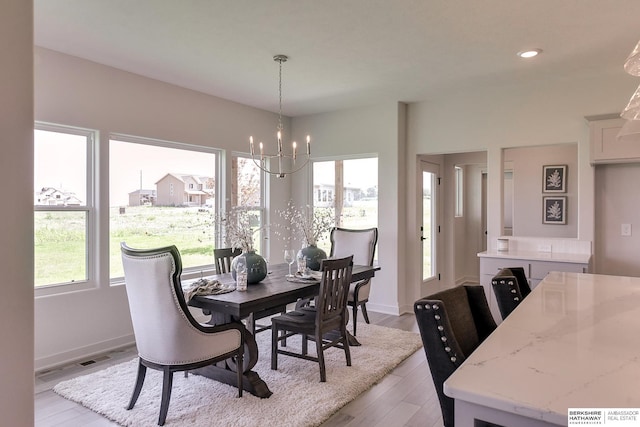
<box><xmin>34</xmin><ymin>124</ymin><xmax>93</xmax><ymax>288</ymax></box>
<box><xmin>455</xmin><ymin>166</ymin><xmax>463</xmax><ymax>217</ymax></box>
<box><xmin>312</xmin><ymin>157</ymin><xmax>378</xmax><ymax>253</ymax></box>
<box><xmin>231</xmin><ymin>155</ymin><xmax>265</xmax><ymax>254</ymax></box>
<box><xmin>109</xmin><ymin>136</ymin><xmax>220</xmax><ymax>279</ymax></box>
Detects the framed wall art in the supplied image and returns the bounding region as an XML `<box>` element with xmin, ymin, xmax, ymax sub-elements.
<box><xmin>543</xmin><ymin>196</ymin><xmax>566</xmax><ymax>224</ymax></box>
<box><xmin>543</xmin><ymin>164</ymin><xmax>567</xmax><ymax>193</ymax></box>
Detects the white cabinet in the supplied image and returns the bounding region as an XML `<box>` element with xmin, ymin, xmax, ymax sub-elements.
<box><xmin>589</xmin><ymin>116</ymin><xmax>640</xmax><ymax>164</ymax></box>
<box><xmin>479</xmin><ymin>251</ymin><xmax>591</xmax><ymax>323</ymax></box>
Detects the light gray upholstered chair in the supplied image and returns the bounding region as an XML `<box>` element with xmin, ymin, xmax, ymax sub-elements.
<box><xmin>121</xmin><ymin>243</ymin><xmax>245</xmax><ymax>426</ymax></box>
<box><xmin>271</xmin><ymin>255</ymin><xmax>353</xmax><ymax>382</ymax></box>
<box><xmin>329</xmin><ymin>227</ymin><xmax>378</xmax><ymax>335</ymax></box>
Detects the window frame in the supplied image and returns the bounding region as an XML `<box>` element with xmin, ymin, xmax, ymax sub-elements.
<box><xmin>309</xmin><ymin>153</ymin><xmax>379</xmax><ymax>254</ymax></box>
<box><xmin>34</xmin><ymin>122</ymin><xmax>96</xmax><ymax>296</ymax></box>
<box><xmin>455</xmin><ymin>165</ymin><xmax>464</xmax><ymax>217</ymax></box>
<box><xmin>108</xmin><ymin>133</ymin><xmax>223</xmax><ymax>283</ymax></box>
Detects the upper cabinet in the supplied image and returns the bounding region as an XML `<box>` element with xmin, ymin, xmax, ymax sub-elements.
<box><xmin>589</xmin><ymin>116</ymin><xmax>640</xmax><ymax>164</ymax></box>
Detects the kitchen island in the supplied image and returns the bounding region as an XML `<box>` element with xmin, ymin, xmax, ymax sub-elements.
<box><xmin>444</xmin><ymin>272</ymin><xmax>640</xmax><ymax>426</ymax></box>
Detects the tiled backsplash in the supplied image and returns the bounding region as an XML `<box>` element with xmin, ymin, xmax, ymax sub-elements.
<box><xmin>494</xmin><ymin>236</ymin><xmax>592</xmax><ymax>255</ymax></box>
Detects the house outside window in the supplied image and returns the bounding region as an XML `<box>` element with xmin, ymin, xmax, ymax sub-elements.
<box><xmin>109</xmin><ymin>136</ymin><xmax>220</xmax><ymax>279</ymax></box>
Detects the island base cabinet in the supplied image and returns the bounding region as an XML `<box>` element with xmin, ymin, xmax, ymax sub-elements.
<box><xmin>479</xmin><ymin>255</ymin><xmax>589</xmax><ymax>323</ymax></box>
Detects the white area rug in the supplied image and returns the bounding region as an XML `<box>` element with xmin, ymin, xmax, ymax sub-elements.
<box><xmin>54</xmin><ymin>323</ymin><xmax>422</xmax><ymax>427</ymax></box>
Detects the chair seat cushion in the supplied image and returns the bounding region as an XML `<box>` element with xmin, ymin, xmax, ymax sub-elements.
<box><xmin>273</xmin><ymin>309</ymin><xmax>316</xmax><ymax>325</ymax></box>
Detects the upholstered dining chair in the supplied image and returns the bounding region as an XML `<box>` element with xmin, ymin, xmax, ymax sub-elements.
<box><xmin>492</xmin><ymin>267</ymin><xmax>530</xmax><ymax>320</ymax></box>
<box><xmin>271</xmin><ymin>255</ymin><xmax>353</xmax><ymax>382</ymax></box>
<box><xmin>414</xmin><ymin>285</ymin><xmax>497</xmax><ymax>427</ymax></box>
<box><xmin>214</xmin><ymin>247</ymin><xmax>242</xmax><ymax>274</ymax></box>
<box><xmin>121</xmin><ymin>243</ymin><xmax>245</xmax><ymax>426</ymax></box>
<box><xmin>329</xmin><ymin>227</ymin><xmax>378</xmax><ymax>336</ymax></box>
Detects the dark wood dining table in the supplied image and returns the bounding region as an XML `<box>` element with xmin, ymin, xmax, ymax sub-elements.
<box><xmin>187</xmin><ymin>262</ymin><xmax>380</xmax><ymax>398</ymax></box>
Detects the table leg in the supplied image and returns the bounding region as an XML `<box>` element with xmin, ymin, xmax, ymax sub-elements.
<box><xmin>192</xmin><ymin>311</ymin><xmax>273</xmax><ymax>398</ymax></box>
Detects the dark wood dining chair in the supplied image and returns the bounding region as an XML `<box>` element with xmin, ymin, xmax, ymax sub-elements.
<box><xmin>214</xmin><ymin>247</ymin><xmax>283</xmax><ymax>335</ymax></box>
<box><xmin>271</xmin><ymin>255</ymin><xmax>353</xmax><ymax>382</ymax></box>
<box><xmin>214</xmin><ymin>247</ymin><xmax>242</xmax><ymax>274</ymax></box>
<box><xmin>414</xmin><ymin>285</ymin><xmax>497</xmax><ymax>427</ymax></box>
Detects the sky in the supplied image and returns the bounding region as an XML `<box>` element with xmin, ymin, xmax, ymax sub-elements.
<box><xmin>35</xmin><ymin>129</ymin><xmax>377</xmax><ymax>207</ymax></box>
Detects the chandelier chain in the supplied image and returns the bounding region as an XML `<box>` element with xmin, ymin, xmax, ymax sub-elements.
<box><xmin>278</xmin><ymin>57</ymin><xmax>283</xmax><ymax>132</ymax></box>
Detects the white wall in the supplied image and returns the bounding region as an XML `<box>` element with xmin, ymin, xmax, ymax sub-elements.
<box><xmin>34</xmin><ymin>48</ymin><xmax>293</xmax><ymax>369</ymax></box>
<box><xmin>1</xmin><ymin>1</ymin><xmax>34</xmax><ymax>424</ymax></box>
<box><xmin>405</xmin><ymin>68</ymin><xmax>634</xmax><ymax>302</ymax></box>
<box><xmin>290</xmin><ymin>103</ymin><xmax>407</xmax><ymax>314</ymax></box>
<box><xmin>504</xmin><ymin>144</ymin><xmax>578</xmax><ymax>237</ymax></box>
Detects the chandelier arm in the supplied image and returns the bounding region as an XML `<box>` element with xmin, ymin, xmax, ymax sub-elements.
<box><xmin>251</xmin><ymin>157</ymin><xmax>310</xmax><ymax>179</ymax></box>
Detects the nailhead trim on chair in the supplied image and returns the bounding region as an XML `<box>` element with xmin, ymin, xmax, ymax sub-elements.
<box><xmin>416</xmin><ymin>302</ymin><xmax>460</xmax><ymax>364</ymax></box>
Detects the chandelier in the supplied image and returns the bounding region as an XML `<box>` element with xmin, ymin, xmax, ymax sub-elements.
<box><xmin>618</xmin><ymin>40</ymin><xmax>640</xmax><ymax>142</ymax></box>
<box><xmin>249</xmin><ymin>55</ymin><xmax>310</xmax><ymax>178</ymax></box>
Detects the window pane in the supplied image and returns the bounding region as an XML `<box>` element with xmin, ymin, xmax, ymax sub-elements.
<box><xmin>341</xmin><ymin>158</ymin><xmax>378</xmax><ymax>229</ymax></box>
<box><xmin>34</xmin><ymin>211</ymin><xmax>87</xmax><ymax>286</ymax></box>
<box><xmin>109</xmin><ymin>140</ymin><xmax>217</xmax><ymax>278</ymax></box>
<box><xmin>312</xmin><ymin>157</ymin><xmax>378</xmax><ymax>254</ymax></box>
<box><xmin>34</xmin><ymin>129</ymin><xmax>87</xmax><ymax>206</ymax></box>
<box><xmin>233</xmin><ymin>157</ymin><xmax>261</xmax><ymax>207</ymax></box>
<box><xmin>34</xmin><ymin>127</ymin><xmax>90</xmax><ymax>288</ymax></box>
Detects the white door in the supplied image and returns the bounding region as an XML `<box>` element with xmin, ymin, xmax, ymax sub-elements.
<box><xmin>421</xmin><ymin>161</ymin><xmax>439</xmax><ymax>288</ymax></box>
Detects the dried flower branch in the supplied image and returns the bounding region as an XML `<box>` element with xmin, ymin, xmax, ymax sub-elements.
<box><xmin>214</xmin><ymin>208</ymin><xmax>263</xmax><ymax>252</ymax></box>
<box><xmin>276</xmin><ymin>201</ymin><xmax>334</xmax><ymax>247</ymax></box>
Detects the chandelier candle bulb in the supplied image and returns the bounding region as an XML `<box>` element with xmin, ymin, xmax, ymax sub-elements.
<box><xmin>293</xmin><ymin>141</ymin><xmax>297</xmax><ymax>160</ymax></box>
<box><xmin>250</xmin><ymin>137</ymin><xmax>254</xmax><ymax>155</ymax></box>
<box><xmin>259</xmin><ymin>142</ymin><xmax>264</xmax><ymax>160</ymax></box>
<box><xmin>306</xmin><ymin>135</ymin><xmax>311</xmax><ymax>155</ymax></box>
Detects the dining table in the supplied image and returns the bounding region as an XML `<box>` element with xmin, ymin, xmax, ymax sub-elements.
<box><xmin>444</xmin><ymin>271</ymin><xmax>640</xmax><ymax>426</ymax></box>
<box><xmin>187</xmin><ymin>262</ymin><xmax>380</xmax><ymax>398</ymax></box>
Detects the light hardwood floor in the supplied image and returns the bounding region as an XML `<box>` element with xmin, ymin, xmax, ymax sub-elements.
<box><xmin>35</xmin><ymin>311</ymin><xmax>444</xmax><ymax>427</ymax></box>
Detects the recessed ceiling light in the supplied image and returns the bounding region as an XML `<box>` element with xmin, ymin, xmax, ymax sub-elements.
<box><xmin>517</xmin><ymin>49</ymin><xmax>542</xmax><ymax>58</ymax></box>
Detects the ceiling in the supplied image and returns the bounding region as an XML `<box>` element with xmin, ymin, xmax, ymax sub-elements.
<box><xmin>34</xmin><ymin>0</ymin><xmax>640</xmax><ymax>117</ymax></box>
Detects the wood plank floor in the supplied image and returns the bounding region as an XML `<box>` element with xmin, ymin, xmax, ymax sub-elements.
<box><xmin>34</xmin><ymin>311</ymin><xmax>444</xmax><ymax>427</ymax></box>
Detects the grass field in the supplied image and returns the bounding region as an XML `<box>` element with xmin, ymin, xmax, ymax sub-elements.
<box><xmin>34</xmin><ymin>204</ymin><xmax>379</xmax><ymax>287</ymax></box>
<box><xmin>35</xmin><ymin>206</ymin><xmax>216</xmax><ymax>286</ymax></box>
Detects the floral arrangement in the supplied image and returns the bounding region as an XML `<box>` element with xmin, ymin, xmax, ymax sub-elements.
<box><xmin>215</xmin><ymin>208</ymin><xmax>262</xmax><ymax>252</ymax></box>
<box><xmin>277</xmin><ymin>201</ymin><xmax>334</xmax><ymax>247</ymax></box>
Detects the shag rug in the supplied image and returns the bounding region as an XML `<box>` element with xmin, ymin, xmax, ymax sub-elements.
<box><xmin>54</xmin><ymin>323</ymin><xmax>422</xmax><ymax>427</ymax></box>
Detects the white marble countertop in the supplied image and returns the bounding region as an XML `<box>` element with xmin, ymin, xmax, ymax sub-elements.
<box><xmin>444</xmin><ymin>272</ymin><xmax>640</xmax><ymax>426</ymax></box>
<box><xmin>478</xmin><ymin>250</ymin><xmax>591</xmax><ymax>264</ymax></box>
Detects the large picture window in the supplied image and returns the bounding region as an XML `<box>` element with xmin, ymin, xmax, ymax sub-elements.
<box><xmin>312</xmin><ymin>157</ymin><xmax>378</xmax><ymax>253</ymax></box>
<box><xmin>109</xmin><ymin>137</ymin><xmax>220</xmax><ymax>279</ymax></box>
<box><xmin>34</xmin><ymin>125</ymin><xmax>93</xmax><ymax>288</ymax></box>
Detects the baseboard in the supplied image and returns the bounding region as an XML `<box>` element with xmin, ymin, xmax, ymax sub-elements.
<box><xmin>456</xmin><ymin>275</ymin><xmax>480</xmax><ymax>285</ymax></box>
<box><xmin>365</xmin><ymin>302</ymin><xmax>401</xmax><ymax>316</ymax></box>
<box><xmin>35</xmin><ymin>333</ymin><xmax>135</xmax><ymax>373</ymax></box>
